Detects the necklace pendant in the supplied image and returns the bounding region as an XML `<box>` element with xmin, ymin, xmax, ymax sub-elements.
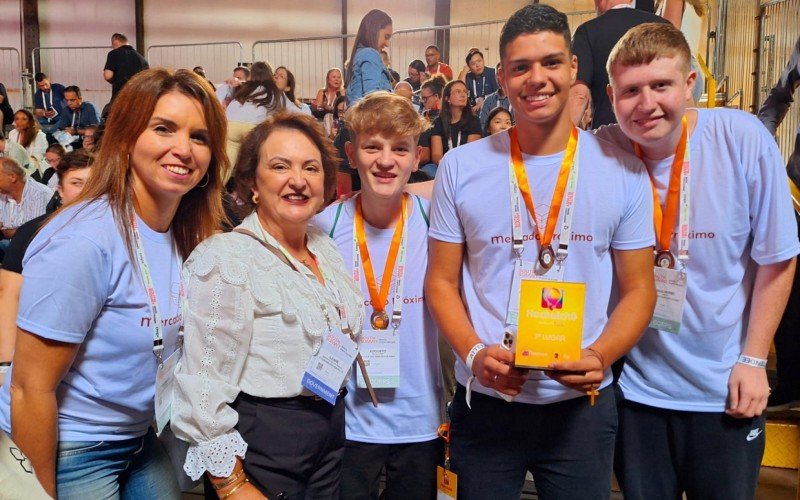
<box><xmin>371</xmin><ymin>310</ymin><xmax>390</xmax><ymax>330</ymax></box>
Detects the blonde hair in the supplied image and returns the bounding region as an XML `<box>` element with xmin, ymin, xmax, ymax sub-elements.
<box><xmin>606</xmin><ymin>23</ymin><xmax>692</xmax><ymax>84</ymax></box>
<box><xmin>345</xmin><ymin>91</ymin><xmax>430</xmax><ymax>140</ymax></box>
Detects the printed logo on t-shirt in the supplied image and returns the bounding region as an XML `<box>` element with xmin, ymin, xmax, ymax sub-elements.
<box><xmin>489</xmin><ymin>231</ymin><xmax>594</xmax><ymax>246</ymax></box>
<box><xmin>140</xmin><ymin>312</ymin><xmax>183</xmax><ymax>328</ymax></box>
<box><xmin>364</xmin><ymin>296</ymin><xmax>424</xmax><ymax>307</ymax></box>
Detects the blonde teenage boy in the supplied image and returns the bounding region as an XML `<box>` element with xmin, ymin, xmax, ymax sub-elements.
<box><xmin>313</xmin><ymin>92</ymin><xmax>444</xmax><ymax>500</ymax></box>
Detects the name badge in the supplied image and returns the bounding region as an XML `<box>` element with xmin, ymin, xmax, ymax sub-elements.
<box><xmin>507</xmin><ymin>260</ymin><xmax>565</xmax><ymax>326</ymax></box>
<box><xmin>515</xmin><ymin>280</ymin><xmax>585</xmax><ymax>369</ymax></box>
<box><xmin>358</xmin><ymin>329</ymin><xmax>400</xmax><ymax>389</ymax></box>
<box><xmin>155</xmin><ymin>347</ymin><xmax>181</xmax><ymax>436</ymax></box>
<box><xmin>650</xmin><ymin>267</ymin><xmax>687</xmax><ymax>334</ymax></box>
<box><xmin>302</xmin><ymin>329</ymin><xmax>358</xmax><ymax>404</ymax></box>
<box><xmin>436</xmin><ymin>466</ymin><xmax>458</xmax><ymax>500</ymax></box>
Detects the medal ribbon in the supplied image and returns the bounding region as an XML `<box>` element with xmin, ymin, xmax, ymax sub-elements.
<box><xmin>131</xmin><ymin>215</ymin><xmax>186</xmax><ymax>365</ymax></box>
<box><xmin>508</xmin><ymin>125</ymin><xmax>579</xmax><ymax>257</ymax></box>
<box><xmin>354</xmin><ymin>195</ymin><xmax>408</xmax><ymax>322</ymax></box>
<box><xmin>635</xmin><ymin>116</ymin><xmax>691</xmax><ymax>263</ymax></box>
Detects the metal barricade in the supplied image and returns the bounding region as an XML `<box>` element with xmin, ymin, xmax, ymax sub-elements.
<box><xmin>32</xmin><ymin>46</ymin><xmax>112</xmax><ymax>116</ymax></box>
<box><xmin>147</xmin><ymin>41</ymin><xmax>244</xmax><ymax>84</ymax></box>
<box><xmin>251</xmin><ymin>11</ymin><xmax>595</xmax><ymax>101</ymax></box>
<box><xmin>758</xmin><ymin>0</ymin><xmax>800</xmax><ymax>165</ymax></box>
<box><xmin>390</xmin><ymin>12</ymin><xmax>595</xmax><ymax>78</ymax></box>
<box><xmin>0</xmin><ymin>47</ymin><xmax>25</xmax><ymax>114</ymax></box>
<box><xmin>253</xmin><ymin>34</ymin><xmax>352</xmax><ymax>101</ymax></box>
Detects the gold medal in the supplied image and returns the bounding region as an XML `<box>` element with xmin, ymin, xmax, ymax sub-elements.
<box><xmin>371</xmin><ymin>310</ymin><xmax>390</xmax><ymax>330</ymax></box>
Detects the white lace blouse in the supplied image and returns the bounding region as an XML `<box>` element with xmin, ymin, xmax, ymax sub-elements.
<box><xmin>171</xmin><ymin>212</ymin><xmax>364</xmax><ymax>480</ymax></box>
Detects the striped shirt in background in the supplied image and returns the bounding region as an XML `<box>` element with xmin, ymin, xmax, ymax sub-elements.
<box><xmin>0</xmin><ymin>179</ymin><xmax>54</xmax><ymax>230</ymax></box>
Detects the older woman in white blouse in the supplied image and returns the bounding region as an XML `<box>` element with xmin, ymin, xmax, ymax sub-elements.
<box><xmin>172</xmin><ymin>112</ymin><xmax>363</xmax><ymax>499</ymax></box>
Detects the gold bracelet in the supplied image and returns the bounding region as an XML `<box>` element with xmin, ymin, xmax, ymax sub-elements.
<box><xmin>221</xmin><ymin>478</ymin><xmax>249</xmax><ymax>499</ymax></box>
<box><xmin>212</xmin><ymin>469</ymin><xmax>245</xmax><ymax>490</ymax></box>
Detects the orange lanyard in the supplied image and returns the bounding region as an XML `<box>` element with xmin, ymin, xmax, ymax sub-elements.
<box><xmin>635</xmin><ymin>116</ymin><xmax>688</xmax><ymax>255</ymax></box>
<box><xmin>509</xmin><ymin>126</ymin><xmax>579</xmax><ymax>250</ymax></box>
<box><xmin>355</xmin><ymin>195</ymin><xmax>407</xmax><ymax>328</ymax></box>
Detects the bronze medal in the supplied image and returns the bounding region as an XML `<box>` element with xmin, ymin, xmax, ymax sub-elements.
<box><xmin>539</xmin><ymin>245</ymin><xmax>555</xmax><ymax>270</ymax></box>
<box><xmin>371</xmin><ymin>310</ymin><xmax>390</xmax><ymax>330</ymax></box>
<box><xmin>655</xmin><ymin>250</ymin><xmax>675</xmax><ymax>269</ymax></box>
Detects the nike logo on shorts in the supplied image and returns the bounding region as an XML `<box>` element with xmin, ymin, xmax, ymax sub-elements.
<box><xmin>746</xmin><ymin>428</ymin><xmax>763</xmax><ymax>442</ymax></box>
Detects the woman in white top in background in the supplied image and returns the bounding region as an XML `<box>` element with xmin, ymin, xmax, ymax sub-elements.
<box><xmin>172</xmin><ymin>112</ymin><xmax>364</xmax><ymax>499</ymax></box>
<box><xmin>225</xmin><ymin>61</ymin><xmax>286</xmax><ymax>171</ymax></box>
<box><xmin>276</xmin><ymin>66</ymin><xmax>313</xmax><ymax>116</ymax></box>
<box><xmin>9</xmin><ymin>109</ymin><xmax>47</xmax><ymax>174</ymax></box>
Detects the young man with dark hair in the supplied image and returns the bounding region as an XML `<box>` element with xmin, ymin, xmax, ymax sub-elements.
<box><xmin>424</xmin><ymin>45</ymin><xmax>454</xmax><ymax>80</ymax></box>
<box><xmin>33</xmin><ymin>73</ymin><xmax>66</xmax><ymax>135</ymax></box>
<box><xmin>425</xmin><ymin>4</ymin><xmax>656</xmax><ymax>499</ymax></box>
<box><xmin>601</xmin><ymin>22</ymin><xmax>799</xmax><ymax>499</ymax></box>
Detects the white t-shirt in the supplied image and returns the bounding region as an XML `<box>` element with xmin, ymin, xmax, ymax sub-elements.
<box><xmin>0</xmin><ymin>199</ymin><xmax>182</xmax><ymax>440</ymax></box>
<box><xmin>429</xmin><ymin>129</ymin><xmax>654</xmax><ymax>405</ymax></box>
<box><xmin>597</xmin><ymin>109</ymin><xmax>800</xmax><ymax>412</ymax></box>
<box><xmin>313</xmin><ymin>196</ymin><xmax>442</xmax><ymax>444</ymax></box>
<box><xmin>225</xmin><ymin>90</ymin><xmax>289</xmax><ymax>124</ymax></box>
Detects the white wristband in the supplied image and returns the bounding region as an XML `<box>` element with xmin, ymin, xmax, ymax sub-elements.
<box><xmin>736</xmin><ymin>355</ymin><xmax>767</xmax><ymax>368</ymax></box>
<box><xmin>465</xmin><ymin>343</ymin><xmax>486</xmax><ymax>374</ymax></box>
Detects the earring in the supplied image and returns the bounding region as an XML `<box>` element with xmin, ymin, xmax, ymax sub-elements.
<box><xmin>197</xmin><ymin>172</ymin><xmax>210</xmax><ymax>188</ymax></box>
<box><xmin>252</xmin><ymin>192</ymin><xmax>259</xmax><ymax>205</ymax></box>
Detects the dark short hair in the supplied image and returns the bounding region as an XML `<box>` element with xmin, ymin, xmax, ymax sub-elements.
<box><xmin>234</xmin><ymin>66</ymin><xmax>251</xmax><ymax>78</ymax></box>
<box><xmin>57</xmin><ymin>150</ymin><xmax>94</xmax><ymax>179</ymax></box>
<box><xmin>112</xmin><ymin>33</ymin><xmax>128</xmax><ymax>43</ymax></box>
<box><xmin>485</xmin><ymin>106</ymin><xmax>514</xmax><ymax>134</ymax></box>
<box><xmin>234</xmin><ymin>112</ymin><xmax>339</xmax><ymax>216</ymax></box>
<box><xmin>64</xmin><ymin>85</ymin><xmax>82</xmax><ymax>98</ymax></box>
<box><xmin>426</xmin><ymin>45</ymin><xmax>440</xmax><ymax>53</ymax></box>
<box><xmin>408</xmin><ymin>59</ymin><xmax>426</xmax><ymax>73</ymax></box>
<box><xmin>34</xmin><ymin>73</ymin><xmax>47</xmax><ymax>82</ymax></box>
<box><xmin>466</xmin><ymin>49</ymin><xmax>484</xmax><ymax>66</ymax></box>
<box><xmin>499</xmin><ymin>4</ymin><xmax>571</xmax><ymax>60</ymax></box>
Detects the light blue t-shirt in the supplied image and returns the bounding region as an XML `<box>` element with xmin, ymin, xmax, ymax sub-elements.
<box><xmin>0</xmin><ymin>199</ymin><xmax>183</xmax><ymax>440</ymax></box>
<box><xmin>313</xmin><ymin>196</ymin><xmax>442</xmax><ymax>443</ymax></box>
<box><xmin>599</xmin><ymin>108</ymin><xmax>800</xmax><ymax>412</ymax></box>
<box><xmin>429</xmin><ymin>128</ymin><xmax>654</xmax><ymax>404</ymax></box>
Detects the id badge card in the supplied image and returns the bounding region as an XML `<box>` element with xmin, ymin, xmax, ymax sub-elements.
<box><xmin>155</xmin><ymin>347</ymin><xmax>181</xmax><ymax>436</ymax></box>
<box><xmin>357</xmin><ymin>329</ymin><xmax>399</xmax><ymax>389</ymax></box>
<box><xmin>514</xmin><ymin>280</ymin><xmax>585</xmax><ymax>369</ymax></box>
<box><xmin>506</xmin><ymin>260</ymin><xmax>565</xmax><ymax>326</ymax></box>
<box><xmin>436</xmin><ymin>466</ymin><xmax>458</xmax><ymax>500</ymax></box>
<box><xmin>302</xmin><ymin>329</ymin><xmax>358</xmax><ymax>404</ymax></box>
<box><xmin>650</xmin><ymin>267</ymin><xmax>687</xmax><ymax>334</ymax></box>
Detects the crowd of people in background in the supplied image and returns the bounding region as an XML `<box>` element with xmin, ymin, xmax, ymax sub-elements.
<box><xmin>0</xmin><ymin>2</ymin><xmax>798</xmax><ymax>500</ymax></box>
